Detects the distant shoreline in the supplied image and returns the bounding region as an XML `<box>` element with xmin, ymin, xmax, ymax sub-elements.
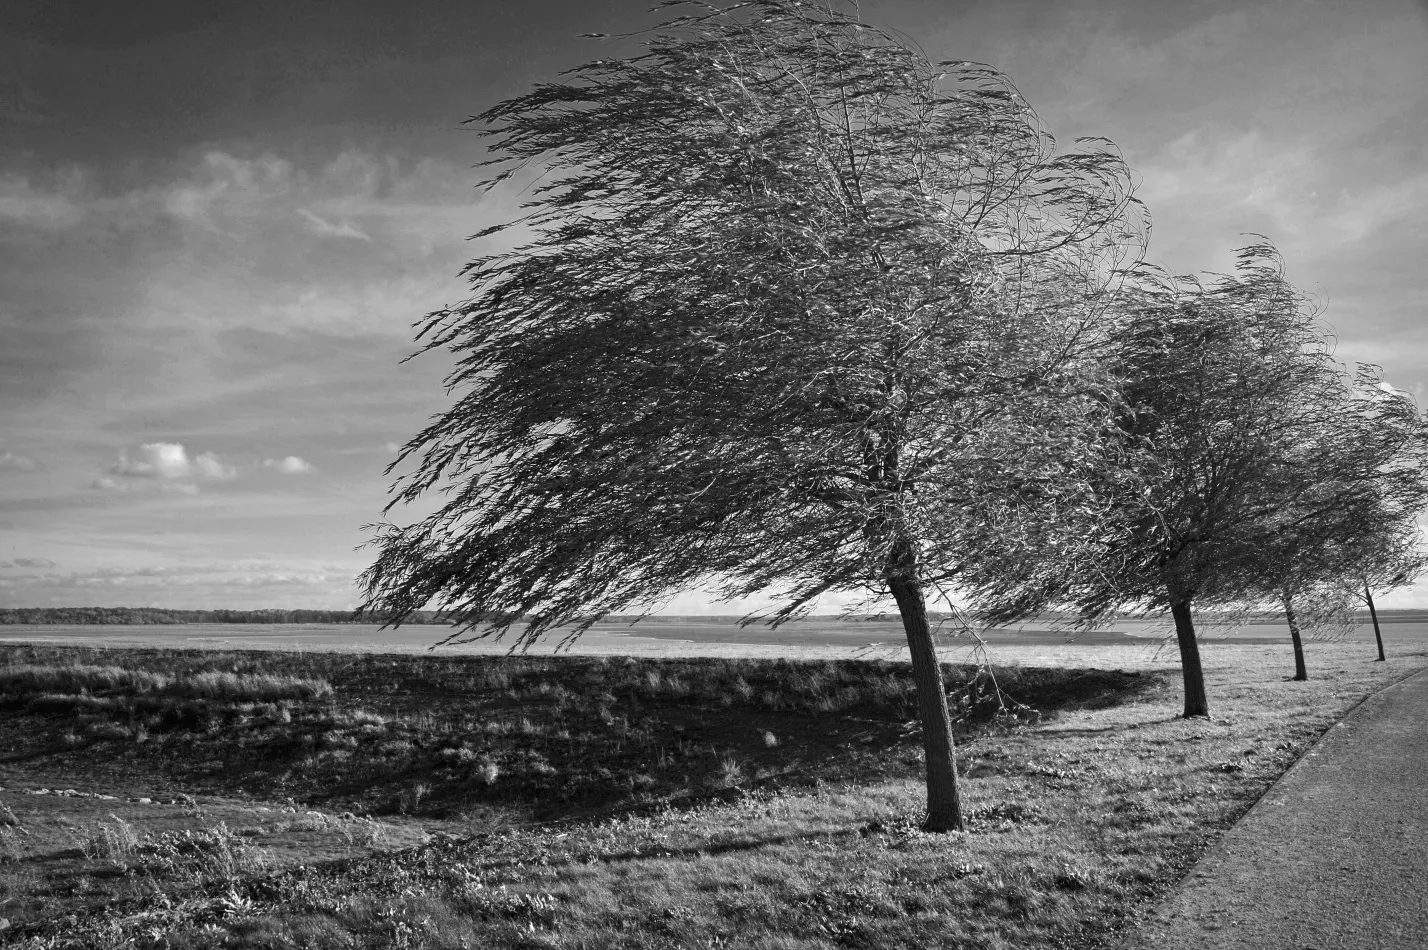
<box><xmin>3</xmin><ymin>607</ymin><xmax>1426</xmax><ymax>626</ymax></box>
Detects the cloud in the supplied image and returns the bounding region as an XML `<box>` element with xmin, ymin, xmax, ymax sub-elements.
<box><xmin>0</xmin><ymin>450</ymin><xmax>38</xmax><ymax>472</ymax></box>
<box><xmin>298</xmin><ymin>209</ymin><xmax>370</xmax><ymax>241</ymax></box>
<box><xmin>112</xmin><ymin>442</ymin><xmax>191</xmax><ymax>479</ymax></box>
<box><xmin>193</xmin><ymin>451</ymin><xmax>237</xmax><ymax>479</ymax></box>
<box><xmin>0</xmin><ymin>559</ymin><xmax>361</xmax><ymax>607</ymax></box>
<box><xmin>0</xmin><ymin>557</ymin><xmax>57</xmax><ymax>569</ymax></box>
<box><xmin>262</xmin><ymin>455</ymin><xmax>315</xmax><ymax>474</ymax></box>
<box><xmin>99</xmin><ymin>442</ymin><xmax>237</xmax><ymax>492</ymax></box>
<box><xmin>0</xmin><ymin>170</ymin><xmax>86</xmax><ymax>230</ymax></box>
<box><xmin>161</xmin><ymin>151</ymin><xmax>296</xmax><ymax>229</ymax></box>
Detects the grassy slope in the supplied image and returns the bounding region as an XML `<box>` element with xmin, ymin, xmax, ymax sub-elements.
<box><xmin>1</xmin><ymin>641</ymin><xmax>1420</xmax><ymax>949</ymax></box>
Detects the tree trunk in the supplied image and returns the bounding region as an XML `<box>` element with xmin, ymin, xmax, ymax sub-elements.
<box><xmin>1169</xmin><ymin>597</ymin><xmax>1209</xmax><ymax>718</ymax></box>
<box><xmin>1282</xmin><ymin>588</ymin><xmax>1307</xmax><ymax>681</ymax></box>
<box><xmin>1365</xmin><ymin>582</ymin><xmax>1386</xmax><ymax>662</ymax></box>
<box><xmin>886</xmin><ymin>541</ymin><xmax>963</xmax><ymax>832</ymax></box>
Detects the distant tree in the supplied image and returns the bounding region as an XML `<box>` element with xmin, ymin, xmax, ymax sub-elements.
<box><xmin>359</xmin><ymin>0</ymin><xmax>1145</xmax><ymax>831</ymax></box>
<box><xmin>1356</xmin><ymin>526</ymin><xmax>1428</xmax><ymax>661</ymax></box>
<box><xmin>1311</xmin><ymin>515</ymin><xmax>1426</xmax><ymax>664</ymax></box>
<box><xmin>988</xmin><ymin>242</ymin><xmax>1344</xmax><ymax>717</ymax></box>
<box><xmin>1249</xmin><ymin>366</ymin><xmax>1428</xmax><ymax>678</ymax></box>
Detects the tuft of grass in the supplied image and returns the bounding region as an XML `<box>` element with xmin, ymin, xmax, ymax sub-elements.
<box><xmin>173</xmin><ymin>670</ymin><xmax>332</xmax><ymax>702</ymax></box>
<box><xmin>1</xmin><ymin>662</ymin><xmax>331</xmax><ymax>703</ymax></box>
<box><xmin>0</xmin><ymin>663</ymin><xmax>171</xmax><ymax>694</ymax></box>
<box><xmin>76</xmin><ymin>815</ymin><xmax>142</xmax><ymax>869</ymax></box>
<box><xmin>139</xmin><ymin>820</ymin><xmax>270</xmax><ymax>882</ymax></box>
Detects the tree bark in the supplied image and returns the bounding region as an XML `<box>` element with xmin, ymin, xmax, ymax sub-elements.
<box><xmin>886</xmin><ymin>541</ymin><xmax>964</xmax><ymax>832</ymax></box>
<box><xmin>1169</xmin><ymin>597</ymin><xmax>1210</xmax><ymax>718</ymax></box>
<box><xmin>1282</xmin><ymin>588</ymin><xmax>1307</xmax><ymax>681</ymax></box>
<box><xmin>1365</xmin><ymin>582</ymin><xmax>1386</xmax><ymax>662</ymax></box>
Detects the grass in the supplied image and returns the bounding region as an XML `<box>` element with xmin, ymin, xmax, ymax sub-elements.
<box><xmin>0</xmin><ymin>663</ymin><xmax>332</xmax><ymax>702</ymax></box>
<box><xmin>0</xmin><ymin>640</ymin><xmax>1420</xmax><ymax>948</ymax></box>
<box><xmin>0</xmin><ymin>647</ymin><xmax>1145</xmax><ymax>822</ymax></box>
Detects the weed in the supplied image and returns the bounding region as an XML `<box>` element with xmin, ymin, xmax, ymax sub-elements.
<box><xmin>139</xmin><ymin>821</ymin><xmax>270</xmax><ymax>882</ymax></box>
<box><xmin>77</xmin><ymin>815</ymin><xmax>141</xmax><ymax>868</ymax></box>
<box><xmin>400</xmin><ymin>783</ymin><xmax>432</xmax><ymax>814</ymax></box>
<box><xmin>714</xmin><ymin>755</ymin><xmax>745</xmax><ymax>787</ymax></box>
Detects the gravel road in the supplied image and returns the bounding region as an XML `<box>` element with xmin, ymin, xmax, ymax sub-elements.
<box><xmin>1119</xmin><ymin>667</ymin><xmax>1428</xmax><ymax>950</ymax></box>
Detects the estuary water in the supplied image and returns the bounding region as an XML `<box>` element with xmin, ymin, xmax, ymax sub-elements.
<box><xmin>2</xmin><ymin>617</ymin><xmax>1424</xmax><ymax>657</ymax></box>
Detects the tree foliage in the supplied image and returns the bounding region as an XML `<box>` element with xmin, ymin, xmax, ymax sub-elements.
<box><xmin>1261</xmin><ymin>366</ymin><xmax>1428</xmax><ymax>670</ymax></box>
<box><xmin>362</xmin><ymin>0</ymin><xmax>1144</xmax><ymax>639</ymax></box>
<box><xmin>964</xmin><ymin>238</ymin><xmax>1428</xmax><ymax>701</ymax></box>
<box><xmin>360</xmin><ymin>0</ymin><xmax>1146</xmax><ymax>829</ymax></box>
<box><xmin>970</xmin><ymin>242</ymin><xmax>1371</xmax><ymax>715</ymax></box>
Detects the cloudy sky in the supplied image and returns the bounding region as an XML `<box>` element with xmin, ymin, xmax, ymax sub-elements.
<box><xmin>2</xmin><ymin>0</ymin><xmax>1426</xmax><ymax>610</ymax></box>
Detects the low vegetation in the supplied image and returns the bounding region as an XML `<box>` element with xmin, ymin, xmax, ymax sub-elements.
<box><xmin>0</xmin><ymin>642</ymin><xmax>1419</xmax><ymax>948</ymax></box>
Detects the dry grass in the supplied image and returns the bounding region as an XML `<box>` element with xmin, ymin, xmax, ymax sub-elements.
<box><xmin>0</xmin><ymin>662</ymin><xmax>331</xmax><ymax>702</ymax></box>
<box><xmin>0</xmin><ymin>639</ymin><xmax>1420</xmax><ymax>949</ymax></box>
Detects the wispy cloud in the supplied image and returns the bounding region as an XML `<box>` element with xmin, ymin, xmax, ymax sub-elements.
<box><xmin>0</xmin><ymin>450</ymin><xmax>38</xmax><ymax>472</ymax></box>
<box><xmin>0</xmin><ymin>557</ymin><xmax>57</xmax><ymax>569</ymax></box>
<box><xmin>0</xmin><ymin>170</ymin><xmax>86</xmax><ymax>230</ymax></box>
<box><xmin>263</xmin><ymin>455</ymin><xmax>316</xmax><ymax>474</ymax></box>
<box><xmin>298</xmin><ymin>208</ymin><xmax>370</xmax><ymax>241</ymax></box>
<box><xmin>0</xmin><ymin>559</ymin><xmax>361</xmax><ymax>608</ymax></box>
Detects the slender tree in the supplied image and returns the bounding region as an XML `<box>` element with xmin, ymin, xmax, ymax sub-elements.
<box><xmin>1281</xmin><ymin>587</ymin><xmax>1309</xmax><ymax>681</ymax></box>
<box><xmin>1365</xmin><ymin>581</ymin><xmax>1386</xmax><ymax>660</ymax></box>
<box><xmin>1343</xmin><ymin>528</ymin><xmax>1424</xmax><ymax>662</ymax></box>
<box><xmin>360</xmin><ymin>1</ymin><xmax>1145</xmax><ymax>831</ymax></box>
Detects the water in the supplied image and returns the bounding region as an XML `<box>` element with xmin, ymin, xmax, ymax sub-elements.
<box><xmin>1</xmin><ymin>617</ymin><xmax>1423</xmax><ymax>656</ymax></box>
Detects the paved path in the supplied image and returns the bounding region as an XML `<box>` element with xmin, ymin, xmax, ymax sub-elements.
<box><xmin>1120</xmin><ymin>668</ymin><xmax>1428</xmax><ymax>950</ymax></box>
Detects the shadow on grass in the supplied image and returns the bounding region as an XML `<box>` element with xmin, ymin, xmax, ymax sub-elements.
<box><xmin>0</xmin><ymin>646</ymin><xmax>1163</xmax><ymax>825</ymax></box>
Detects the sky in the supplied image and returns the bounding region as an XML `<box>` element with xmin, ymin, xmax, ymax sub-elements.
<box><xmin>2</xmin><ymin>0</ymin><xmax>1427</xmax><ymax>611</ymax></box>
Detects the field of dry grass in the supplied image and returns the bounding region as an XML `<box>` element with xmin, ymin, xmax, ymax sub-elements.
<box><xmin>1</xmin><ymin>637</ymin><xmax>1420</xmax><ymax>949</ymax></box>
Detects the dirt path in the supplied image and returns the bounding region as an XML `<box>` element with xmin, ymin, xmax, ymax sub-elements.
<box><xmin>1119</xmin><ymin>667</ymin><xmax>1428</xmax><ymax>949</ymax></box>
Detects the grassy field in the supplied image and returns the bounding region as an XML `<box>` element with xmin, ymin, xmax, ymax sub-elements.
<box><xmin>0</xmin><ymin>639</ymin><xmax>1420</xmax><ymax>948</ymax></box>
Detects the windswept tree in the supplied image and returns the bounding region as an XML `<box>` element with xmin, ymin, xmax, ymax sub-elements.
<box><xmin>1251</xmin><ymin>366</ymin><xmax>1428</xmax><ymax>678</ymax></box>
<box><xmin>1353</xmin><ymin>521</ymin><xmax>1427</xmax><ymax>661</ymax></box>
<box><xmin>989</xmin><ymin>242</ymin><xmax>1344</xmax><ymax>718</ymax></box>
<box><xmin>360</xmin><ymin>0</ymin><xmax>1145</xmax><ymax>831</ymax></box>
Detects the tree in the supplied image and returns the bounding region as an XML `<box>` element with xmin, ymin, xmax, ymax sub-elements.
<box><xmin>1249</xmin><ymin>365</ymin><xmax>1428</xmax><ymax>678</ymax></box>
<box><xmin>1012</xmin><ymin>242</ymin><xmax>1343</xmax><ymax>717</ymax></box>
<box><xmin>359</xmin><ymin>0</ymin><xmax>1145</xmax><ymax>831</ymax></box>
<box><xmin>1356</xmin><ymin>526</ymin><xmax>1427</xmax><ymax>661</ymax></box>
<box><xmin>1336</xmin><ymin>382</ymin><xmax>1428</xmax><ymax>662</ymax></box>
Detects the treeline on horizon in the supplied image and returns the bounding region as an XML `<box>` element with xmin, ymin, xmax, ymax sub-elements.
<box><xmin>0</xmin><ymin>607</ymin><xmax>455</xmax><ymax>625</ymax></box>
